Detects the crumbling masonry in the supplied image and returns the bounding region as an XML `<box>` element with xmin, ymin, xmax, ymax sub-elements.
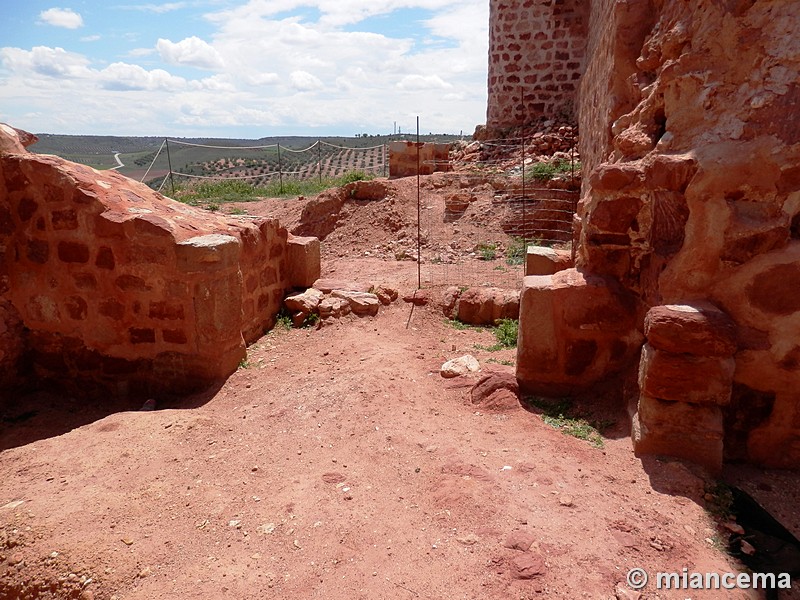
<box><xmin>496</xmin><ymin>0</ymin><xmax>800</xmax><ymax>471</ymax></box>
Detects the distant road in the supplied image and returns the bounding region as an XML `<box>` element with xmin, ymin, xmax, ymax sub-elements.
<box><xmin>110</xmin><ymin>152</ymin><xmax>124</xmax><ymax>170</ymax></box>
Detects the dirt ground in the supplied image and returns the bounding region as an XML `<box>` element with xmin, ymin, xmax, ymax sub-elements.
<box><xmin>1</xmin><ymin>174</ymin><xmax>798</xmax><ymax>600</ymax></box>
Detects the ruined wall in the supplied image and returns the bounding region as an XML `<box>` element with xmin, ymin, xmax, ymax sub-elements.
<box><xmin>0</xmin><ymin>125</ymin><xmax>296</xmax><ymax>398</ymax></box>
<box><xmin>388</xmin><ymin>142</ymin><xmax>451</xmax><ymax>177</ymax></box>
<box><xmin>486</xmin><ymin>0</ymin><xmax>589</xmax><ymax>135</ymax></box>
<box><xmin>523</xmin><ymin>0</ymin><xmax>800</xmax><ymax>470</ymax></box>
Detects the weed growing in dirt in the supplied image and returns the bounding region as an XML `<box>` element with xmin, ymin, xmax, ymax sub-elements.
<box><xmin>527</xmin><ymin>159</ymin><xmax>580</xmax><ymax>182</ymax></box>
<box><xmin>445</xmin><ymin>318</ymin><xmax>480</xmax><ymax>332</ymax></box>
<box><xmin>486</xmin><ymin>358</ymin><xmax>515</xmax><ymax>367</ymax></box>
<box><xmin>477</xmin><ymin>242</ymin><xmax>498</xmax><ymax>260</ymax></box>
<box><xmin>238</xmin><ymin>357</ymin><xmax>251</xmax><ymax>369</ymax></box>
<box><xmin>505</xmin><ymin>237</ymin><xmax>528</xmax><ymax>266</ymax></box>
<box><xmin>525</xmin><ymin>396</ymin><xmax>608</xmax><ymax>448</ymax></box>
<box><xmin>704</xmin><ymin>481</ymin><xmax>735</xmax><ymax>519</ymax></box>
<box><xmin>274</xmin><ymin>314</ymin><xmax>293</xmax><ymax>331</ymax></box>
<box><xmin>493</xmin><ymin>318</ymin><xmax>518</xmax><ymax>348</ymax></box>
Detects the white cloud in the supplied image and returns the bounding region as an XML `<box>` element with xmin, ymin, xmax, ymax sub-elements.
<box><xmin>38</xmin><ymin>8</ymin><xmax>84</xmax><ymax>29</ymax></box>
<box><xmin>1</xmin><ymin>1</ymin><xmax>490</xmax><ymax>136</ymax></box>
<box><xmin>157</xmin><ymin>36</ymin><xmax>225</xmax><ymax>70</ymax></box>
<box><xmin>80</xmin><ymin>35</ymin><xmax>101</xmax><ymax>42</ymax></box>
<box><xmin>99</xmin><ymin>63</ymin><xmax>187</xmax><ymax>91</ymax></box>
<box><xmin>0</xmin><ymin>46</ymin><xmax>92</xmax><ymax>79</ymax></box>
<box><xmin>290</xmin><ymin>70</ymin><xmax>324</xmax><ymax>91</ymax></box>
<box><xmin>117</xmin><ymin>2</ymin><xmax>188</xmax><ymax>13</ymax></box>
<box><xmin>397</xmin><ymin>74</ymin><xmax>452</xmax><ymax>91</ymax></box>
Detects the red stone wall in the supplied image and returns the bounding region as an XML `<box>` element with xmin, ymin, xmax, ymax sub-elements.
<box><xmin>486</xmin><ymin>0</ymin><xmax>589</xmax><ymax>134</ymax></box>
<box><xmin>0</xmin><ymin>141</ymin><xmax>290</xmax><ymax>397</ymax></box>
<box><xmin>574</xmin><ymin>0</ymin><xmax>800</xmax><ymax>469</ymax></box>
<box><xmin>388</xmin><ymin>142</ymin><xmax>451</xmax><ymax>177</ymax></box>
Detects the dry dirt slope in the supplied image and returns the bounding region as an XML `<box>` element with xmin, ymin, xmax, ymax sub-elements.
<box><xmin>2</xmin><ymin>299</ymin><xmax>796</xmax><ymax>600</ymax></box>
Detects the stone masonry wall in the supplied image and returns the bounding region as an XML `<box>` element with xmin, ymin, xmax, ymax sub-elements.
<box><xmin>0</xmin><ymin>125</ymin><xmax>295</xmax><ymax>398</ymax></box>
<box><xmin>572</xmin><ymin>0</ymin><xmax>800</xmax><ymax>470</ymax></box>
<box><xmin>486</xmin><ymin>0</ymin><xmax>589</xmax><ymax>135</ymax></box>
<box><xmin>515</xmin><ymin>0</ymin><xmax>800</xmax><ymax>470</ymax></box>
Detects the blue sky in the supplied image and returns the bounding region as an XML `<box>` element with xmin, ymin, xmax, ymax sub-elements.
<box><xmin>0</xmin><ymin>1</ymin><xmax>489</xmax><ymax>137</ymax></box>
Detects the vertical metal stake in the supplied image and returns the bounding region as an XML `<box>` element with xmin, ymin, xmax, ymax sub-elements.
<box><xmin>416</xmin><ymin>116</ymin><xmax>422</xmax><ymax>290</ymax></box>
<box><xmin>277</xmin><ymin>144</ymin><xmax>284</xmax><ymax>195</ymax></box>
<box><xmin>165</xmin><ymin>138</ymin><xmax>176</xmax><ymax>197</ymax></box>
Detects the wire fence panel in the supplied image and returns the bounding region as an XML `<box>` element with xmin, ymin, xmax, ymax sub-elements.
<box><xmin>418</xmin><ymin>133</ymin><xmax>579</xmax><ymax>290</ymax></box>
<box><xmin>141</xmin><ymin>139</ymin><xmax>389</xmax><ymax>193</ymax></box>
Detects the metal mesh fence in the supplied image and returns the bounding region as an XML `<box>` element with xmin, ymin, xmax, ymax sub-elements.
<box><xmin>418</xmin><ymin>134</ymin><xmax>579</xmax><ymax>290</ymax></box>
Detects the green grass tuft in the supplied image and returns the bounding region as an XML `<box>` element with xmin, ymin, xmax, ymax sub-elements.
<box><xmin>493</xmin><ymin>318</ymin><xmax>518</xmax><ymax>348</ymax></box>
<box><xmin>525</xmin><ymin>396</ymin><xmax>609</xmax><ymax>448</ymax></box>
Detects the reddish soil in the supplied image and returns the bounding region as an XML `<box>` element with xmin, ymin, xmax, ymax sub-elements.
<box><xmin>1</xmin><ymin>174</ymin><xmax>798</xmax><ymax>600</ymax></box>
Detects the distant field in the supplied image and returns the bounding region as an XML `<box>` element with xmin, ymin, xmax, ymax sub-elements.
<box><xmin>29</xmin><ymin>133</ymin><xmax>463</xmax><ymax>188</ymax></box>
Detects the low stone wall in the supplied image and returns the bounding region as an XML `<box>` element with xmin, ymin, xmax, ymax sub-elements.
<box><xmin>0</xmin><ymin>125</ymin><xmax>315</xmax><ymax>398</ymax></box>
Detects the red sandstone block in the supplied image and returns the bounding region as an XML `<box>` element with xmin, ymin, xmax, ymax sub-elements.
<box><xmin>26</xmin><ymin>239</ymin><xmax>49</xmax><ymax>264</ymax></box>
<box><xmin>162</xmin><ymin>329</ymin><xmax>188</xmax><ymax>344</ymax></box>
<box><xmin>285</xmin><ymin>236</ymin><xmax>321</xmax><ymax>288</ymax></box>
<box><xmin>95</xmin><ymin>246</ymin><xmax>115</xmax><ymax>270</ymax></box>
<box><xmin>148</xmin><ymin>300</ymin><xmax>185</xmax><ymax>321</ymax></box>
<box><xmin>72</xmin><ymin>272</ymin><xmax>96</xmax><ymax>290</ymax></box>
<box><xmin>17</xmin><ymin>197</ymin><xmax>38</xmax><ymax>222</ymax></box>
<box><xmin>52</xmin><ymin>208</ymin><xmax>78</xmax><ymax>230</ymax></box>
<box><xmin>99</xmin><ymin>299</ymin><xmax>125</xmax><ymax>320</ymax></box>
<box><xmin>57</xmin><ymin>241</ymin><xmax>90</xmax><ymax>264</ymax></box>
<box><xmin>115</xmin><ymin>274</ymin><xmax>149</xmax><ymax>291</ymax></box>
<box><xmin>64</xmin><ymin>296</ymin><xmax>88</xmax><ymax>320</ymax></box>
<box><xmin>129</xmin><ymin>328</ymin><xmax>156</xmax><ymax>344</ymax></box>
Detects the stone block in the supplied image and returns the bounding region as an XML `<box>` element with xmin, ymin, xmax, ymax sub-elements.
<box><xmin>525</xmin><ymin>246</ymin><xmax>573</xmax><ymax>276</ymax></box>
<box><xmin>284</xmin><ymin>288</ymin><xmax>324</xmax><ymax>315</ymax></box>
<box><xmin>516</xmin><ymin>269</ymin><xmax>642</xmax><ymax>396</ymax></box>
<box><xmin>456</xmin><ymin>287</ymin><xmax>519</xmax><ymax>326</ymax></box>
<box><xmin>313</xmin><ymin>278</ymin><xmax>372</xmax><ymax>294</ymax></box>
<box><xmin>177</xmin><ymin>234</ymin><xmax>240</xmax><ymax>273</ymax></box>
<box><xmin>331</xmin><ymin>290</ymin><xmax>380</xmax><ymax>316</ymax></box>
<box><xmin>644</xmin><ymin>304</ymin><xmax>736</xmax><ymax>357</ymax></box>
<box><xmin>638</xmin><ymin>343</ymin><xmax>734</xmax><ymax>405</ymax></box>
<box><xmin>319</xmin><ymin>297</ymin><xmax>351</xmax><ymax>319</ymax></box>
<box><xmin>286</xmin><ymin>235</ymin><xmax>321</xmax><ymax>288</ymax></box>
<box><xmin>632</xmin><ymin>394</ymin><xmax>724</xmax><ymax>474</ymax></box>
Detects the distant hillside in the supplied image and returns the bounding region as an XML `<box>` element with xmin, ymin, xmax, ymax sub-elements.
<box><xmin>29</xmin><ymin>133</ymin><xmax>463</xmax><ymax>174</ymax></box>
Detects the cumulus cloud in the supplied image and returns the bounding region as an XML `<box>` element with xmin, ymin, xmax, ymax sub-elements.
<box><xmin>290</xmin><ymin>71</ymin><xmax>324</xmax><ymax>91</ymax></box>
<box><xmin>0</xmin><ymin>46</ymin><xmax>92</xmax><ymax>79</ymax></box>
<box><xmin>2</xmin><ymin>0</ymin><xmax>490</xmax><ymax>136</ymax></box>
<box><xmin>157</xmin><ymin>36</ymin><xmax>225</xmax><ymax>70</ymax></box>
<box><xmin>38</xmin><ymin>8</ymin><xmax>84</xmax><ymax>29</ymax></box>
<box><xmin>99</xmin><ymin>63</ymin><xmax>187</xmax><ymax>91</ymax></box>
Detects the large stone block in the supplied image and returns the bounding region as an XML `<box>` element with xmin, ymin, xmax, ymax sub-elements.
<box><xmin>456</xmin><ymin>287</ymin><xmax>519</xmax><ymax>326</ymax></box>
<box><xmin>286</xmin><ymin>235</ymin><xmax>321</xmax><ymax>288</ymax></box>
<box><xmin>525</xmin><ymin>246</ymin><xmax>573</xmax><ymax>276</ymax></box>
<box><xmin>176</xmin><ymin>234</ymin><xmax>240</xmax><ymax>273</ymax></box>
<box><xmin>516</xmin><ymin>269</ymin><xmax>642</xmax><ymax>396</ymax></box>
<box><xmin>638</xmin><ymin>343</ymin><xmax>734</xmax><ymax>405</ymax></box>
<box><xmin>632</xmin><ymin>394</ymin><xmax>724</xmax><ymax>474</ymax></box>
<box><xmin>644</xmin><ymin>304</ymin><xmax>737</xmax><ymax>357</ymax></box>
